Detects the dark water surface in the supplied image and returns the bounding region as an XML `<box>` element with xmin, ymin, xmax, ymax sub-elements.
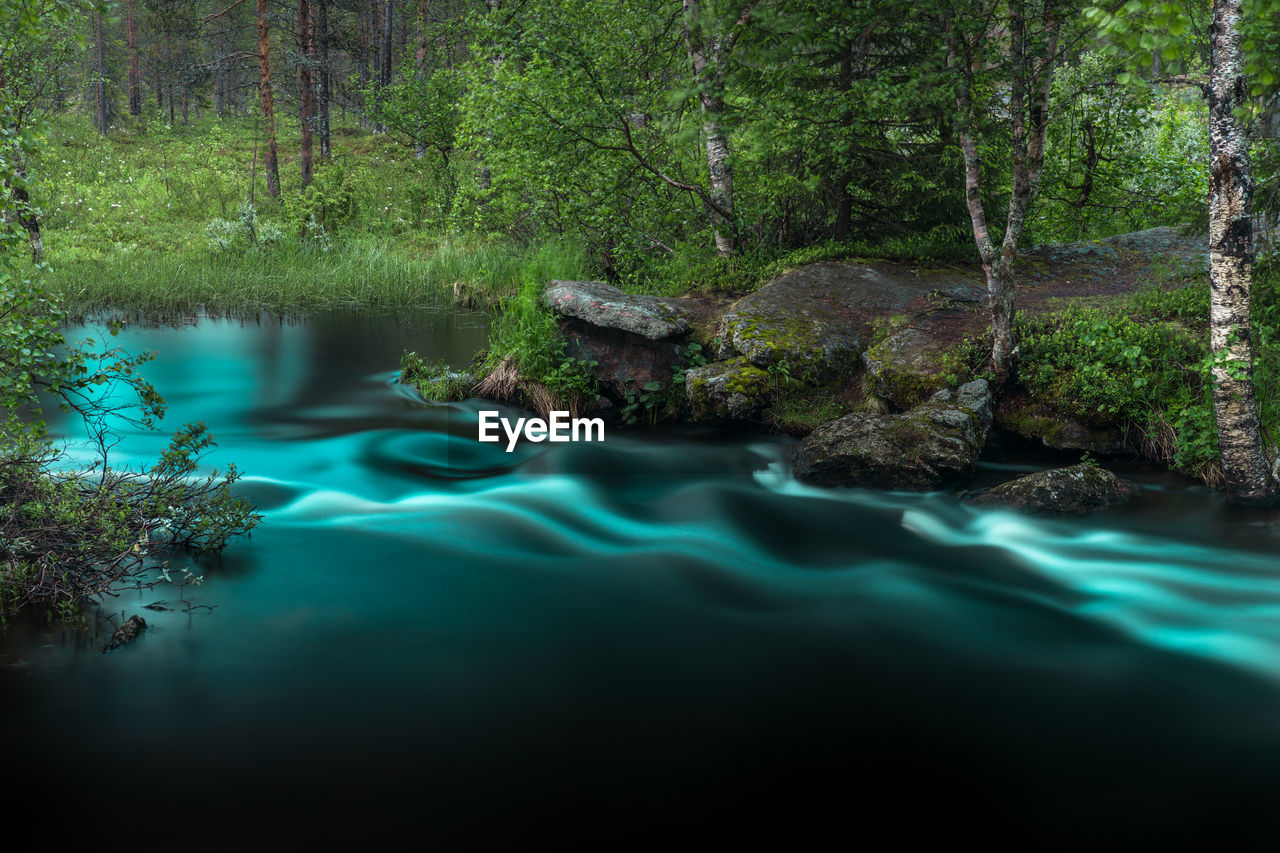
<box><xmin>4</xmin><ymin>311</ymin><xmax>1280</xmax><ymax>848</ymax></box>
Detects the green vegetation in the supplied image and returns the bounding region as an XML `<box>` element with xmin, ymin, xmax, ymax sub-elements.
<box><xmin>934</xmin><ymin>269</ymin><xmax>1280</xmax><ymax>486</ymax></box>
<box><xmin>5</xmin><ymin>0</ymin><xmax>1280</xmax><ymax>502</ymax></box>
<box><xmin>1</xmin><ymin>0</ymin><xmax>259</xmax><ymax>621</ymax></box>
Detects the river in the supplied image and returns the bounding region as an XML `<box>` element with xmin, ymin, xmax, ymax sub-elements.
<box><xmin>2</xmin><ymin>310</ymin><xmax>1279</xmax><ymax>847</ymax></box>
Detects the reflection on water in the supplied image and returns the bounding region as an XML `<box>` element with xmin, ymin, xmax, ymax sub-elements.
<box><xmin>2</xmin><ymin>310</ymin><xmax>1280</xmax><ymax>846</ymax></box>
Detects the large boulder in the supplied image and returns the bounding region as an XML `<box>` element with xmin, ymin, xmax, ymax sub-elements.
<box><xmin>966</xmin><ymin>464</ymin><xmax>1140</xmax><ymax>514</ymax></box>
<box><xmin>793</xmin><ymin>379</ymin><xmax>992</xmax><ymax>490</ymax></box>
<box><xmin>685</xmin><ymin>358</ymin><xmax>772</xmax><ymax>422</ymax></box>
<box><xmin>543</xmin><ymin>281</ymin><xmax>712</xmax><ymax>401</ymax></box>
<box><xmin>559</xmin><ymin>318</ymin><xmax>686</xmax><ymax>394</ymax></box>
<box><xmin>544</xmin><ymin>280</ymin><xmax>702</xmax><ymax>340</ymax></box>
<box><xmin>862</xmin><ymin>327</ymin><xmax>952</xmax><ymax>409</ymax></box>
<box><xmin>716</xmin><ymin>261</ymin><xmax>981</xmax><ymax>382</ymax></box>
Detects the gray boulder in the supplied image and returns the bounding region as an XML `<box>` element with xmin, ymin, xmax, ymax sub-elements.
<box><xmin>793</xmin><ymin>379</ymin><xmax>992</xmax><ymax>490</ymax></box>
<box><xmin>544</xmin><ymin>280</ymin><xmax>701</xmax><ymax>341</ymax></box>
<box><xmin>685</xmin><ymin>358</ymin><xmax>772</xmax><ymax>422</ymax></box>
<box><xmin>966</xmin><ymin>464</ymin><xmax>1140</xmax><ymax>514</ymax></box>
<box><xmin>715</xmin><ymin>261</ymin><xmax>981</xmax><ymax>381</ymax></box>
<box><xmin>862</xmin><ymin>327</ymin><xmax>952</xmax><ymax>409</ymax></box>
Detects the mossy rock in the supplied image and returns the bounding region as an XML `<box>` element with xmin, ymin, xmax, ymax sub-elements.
<box><xmin>966</xmin><ymin>464</ymin><xmax>1140</xmax><ymax>514</ymax></box>
<box><xmin>862</xmin><ymin>327</ymin><xmax>951</xmax><ymax>409</ymax></box>
<box><xmin>685</xmin><ymin>358</ymin><xmax>771</xmax><ymax>422</ymax></box>
<box><xmin>995</xmin><ymin>398</ymin><xmax>1134</xmax><ymax>455</ymax></box>
<box><xmin>793</xmin><ymin>380</ymin><xmax>993</xmax><ymax>490</ymax></box>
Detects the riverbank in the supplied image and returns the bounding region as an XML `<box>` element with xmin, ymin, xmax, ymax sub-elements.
<box><xmin>412</xmin><ymin>226</ymin><xmax>1280</xmax><ymax>494</ymax></box>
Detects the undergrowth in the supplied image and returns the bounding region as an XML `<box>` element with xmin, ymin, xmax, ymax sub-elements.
<box><xmin>942</xmin><ymin>273</ymin><xmax>1280</xmax><ymax>485</ymax></box>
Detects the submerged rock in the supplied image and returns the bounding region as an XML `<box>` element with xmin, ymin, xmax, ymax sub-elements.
<box><xmin>544</xmin><ymin>280</ymin><xmax>701</xmax><ymax>341</ymax></box>
<box><xmin>793</xmin><ymin>379</ymin><xmax>992</xmax><ymax>490</ymax></box>
<box><xmin>102</xmin><ymin>615</ymin><xmax>147</xmax><ymax>653</ymax></box>
<box><xmin>685</xmin><ymin>358</ymin><xmax>772</xmax><ymax>422</ymax></box>
<box><xmin>966</xmin><ymin>464</ymin><xmax>1140</xmax><ymax>514</ymax></box>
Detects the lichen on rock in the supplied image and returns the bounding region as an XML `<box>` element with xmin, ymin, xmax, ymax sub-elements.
<box><xmin>543</xmin><ymin>280</ymin><xmax>701</xmax><ymax>341</ymax></box>
<box><xmin>965</xmin><ymin>464</ymin><xmax>1140</xmax><ymax>514</ymax></box>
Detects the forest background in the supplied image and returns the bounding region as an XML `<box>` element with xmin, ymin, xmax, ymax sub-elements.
<box><xmin>6</xmin><ymin>0</ymin><xmax>1280</xmax><ymax>614</ymax></box>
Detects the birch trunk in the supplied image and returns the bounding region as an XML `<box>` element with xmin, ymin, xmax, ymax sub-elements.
<box><xmin>257</xmin><ymin>0</ymin><xmax>281</xmax><ymax>197</ymax></box>
<box><xmin>12</xmin><ymin>166</ymin><xmax>42</xmax><ymax>263</ymax></box>
<box><xmin>1206</xmin><ymin>0</ymin><xmax>1277</xmax><ymax>505</ymax></box>
<box><xmin>683</xmin><ymin>0</ymin><xmax>741</xmax><ymax>257</ymax></box>
<box><xmin>952</xmin><ymin>1</ymin><xmax>1058</xmax><ymax>386</ymax></box>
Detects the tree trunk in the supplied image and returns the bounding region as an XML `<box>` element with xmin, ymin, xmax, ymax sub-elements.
<box><xmin>683</xmin><ymin>0</ymin><xmax>745</xmax><ymax>257</ymax></box>
<box><xmin>257</xmin><ymin>0</ymin><xmax>281</xmax><ymax>197</ymax></box>
<box><xmin>414</xmin><ymin>0</ymin><xmax>430</xmax><ymax>158</ymax></box>
<box><xmin>381</xmin><ymin>0</ymin><xmax>394</xmax><ymax>89</ymax></box>
<box><xmin>316</xmin><ymin>0</ymin><xmax>331</xmax><ymax>159</ymax></box>
<box><xmin>1206</xmin><ymin>0</ymin><xmax>1278</xmax><ymax>505</ymax></box>
<box><xmin>358</xmin><ymin>0</ymin><xmax>370</xmax><ymax>129</ymax></box>
<box><xmin>951</xmin><ymin>1</ymin><xmax>1058</xmax><ymax>386</ymax></box>
<box><xmin>833</xmin><ymin>46</ymin><xmax>854</xmax><ymax>241</ymax></box>
<box><xmin>126</xmin><ymin>0</ymin><xmax>141</xmax><ymax>117</ymax></box>
<box><xmin>299</xmin><ymin>0</ymin><xmax>315</xmax><ymax>189</ymax></box>
<box><xmin>94</xmin><ymin>12</ymin><xmax>108</xmax><ymax>134</ymax></box>
<box><xmin>11</xmin><ymin>166</ymin><xmax>42</xmax><ymax>263</ymax></box>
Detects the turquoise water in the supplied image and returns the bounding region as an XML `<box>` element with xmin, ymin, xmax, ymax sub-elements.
<box><xmin>3</xmin><ymin>311</ymin><xmax>1280</xmax><ymax>846</ymax></box>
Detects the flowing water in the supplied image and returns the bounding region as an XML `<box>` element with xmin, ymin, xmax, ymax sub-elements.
<box><xmin>3</xmin><ymin>310</ymin><xmax>1280</xmax><ymax>847</ymax></box>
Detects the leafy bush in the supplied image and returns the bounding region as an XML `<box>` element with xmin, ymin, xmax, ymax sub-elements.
<box><xmin>203</xmin><ymin>202</ymin><xmax>284</xmax><ymax>254</ymax></box>
<box><xmin>1016</xmin><ymin>302</ymin><xmax>1217</xmax><ymax>476</ymax></box>
<box><xmin>1</xmin><ymin>272</ymin><xmax>260</xmax><ymax>618</ymax></box>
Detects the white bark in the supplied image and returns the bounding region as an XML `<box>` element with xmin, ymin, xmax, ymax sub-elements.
<box><xmin>684</xmin><ymin>0</ymin><xmax>754</xmax><ymax>257</ymax></box>
<box><xmin>951</xmin><ymin>1</ymin><xmax>1058</xmax><ymax>386</ymax></box>
<box><xmin>1207</xmin><ymin>0</ymin><xmax>1277</xmax><ymax>504</ymax></box>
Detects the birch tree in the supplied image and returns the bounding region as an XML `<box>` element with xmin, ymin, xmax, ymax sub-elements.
<box><xmin>1204</xmin><ymin>0</ymin><xmax>1277</xmax><ymax>504</ymax></box>
<box><xmin>1088</xmin><ymin>0</ymin><xmax>1279</xmax><ymax>504</ymax></box>
<box><xmin>681</xmin><ymin>0</ymin><xmax>759</xmax><ymax>256</ymax></box>
<box><xmin>945</xmin><ymin>0</ymin><xmax>1063</xmax><ymax>385</ymax></box>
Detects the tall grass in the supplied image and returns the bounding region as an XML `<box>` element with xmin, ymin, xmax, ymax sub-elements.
<box><xmin>43</xmin><ymin>235</ymin><xmax>590</xmax><ymax>317</ymax></box>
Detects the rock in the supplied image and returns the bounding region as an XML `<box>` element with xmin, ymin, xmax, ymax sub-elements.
<box><xmin>544</xmin><ymin>280</ymin><xmax>701</xmax><ymax>341</ymax></box>
<box><xmin>559</xmin><ymin>318</ymin><xmax>686</xmax><ymax>396</ymax></box>
<box><xmin>966</xmin><ymin>464</ymin><xmax>1140</xmax><ymax>514</ymax></box>
<box><xmin>685</xmin><ymin>358</ymin><xmax>772</xmax><ymax>422</ymax></box>
<box><xmin>793</xmin><ymin>379</ymin><xmax>992</xmax><ymax>490</ymax></box>
<box><xmin>995</xmin><ymin>400</ymin><xmax>1135</xmax><ymax>455</ymax></box>
<box><xmin>863</xmin><ymin>328</ymin><xmax>952</xmax><ymax>408</ymax></box>
<box><xmin>102</xmin><ymin>615</ymin><xmax>147</xmax><ymax>652</ymax></box>
<box><xmin>715</xmin><ymin>261</ymin><xmax>981</xmax><ymax>381</ymax></box>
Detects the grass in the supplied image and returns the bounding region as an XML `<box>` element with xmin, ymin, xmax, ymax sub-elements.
<box><xmin>43</xmin><ymin>234</ymin><xmax>569</xmax><ymax>316</ymax></box>
<box><xmin>29</xmin><ymin>113</ymin><xmax>592</xmax><ymax>316</ymax></box>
